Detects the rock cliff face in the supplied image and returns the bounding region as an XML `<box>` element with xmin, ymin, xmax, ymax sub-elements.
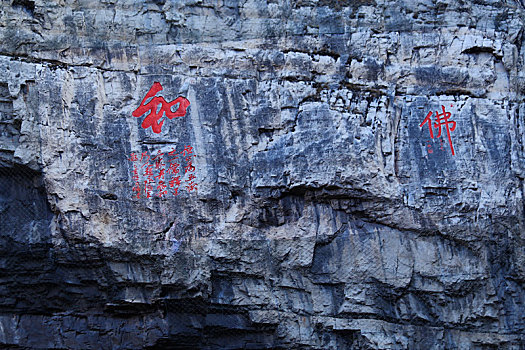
<box><xmin>1</xmin><ymin>0</ymin><xmax>525</xmax><ymax>348</ymax></box>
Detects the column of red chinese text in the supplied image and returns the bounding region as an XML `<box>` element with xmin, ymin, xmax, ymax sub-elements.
<box><xmin>152</xmin><ymin>150</ymin><xmax>167</xmax><ymax>198</ymax></box>
<box><xmin>182</xmin><ymin>145</ymin><xmax>197</xmax><ymax>192</ymax></box>
<box><xmin>140</xmin><ymin>152</ymin><xmax>155</xmax><ymax>198</ymax></box>
<box><xmin>129</xmin><ymin>152</ymin><xmax>141</xmax><ymax>198</ymax></box>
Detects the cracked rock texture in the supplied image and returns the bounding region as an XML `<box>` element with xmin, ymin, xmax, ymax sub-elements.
<box><xmin>1</xmin><ymin>0</ymin><xmax>525</xmax><ymax>349</ymax></box>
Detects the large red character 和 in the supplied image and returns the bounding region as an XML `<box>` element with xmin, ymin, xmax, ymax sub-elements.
<box><xmin>132</xmin><ymin>82</ymin><xmax>190</xmax><ymax>133</ymax></box>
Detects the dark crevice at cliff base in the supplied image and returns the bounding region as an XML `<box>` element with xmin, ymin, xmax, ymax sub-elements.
<box><xmin>0</xmin><ymin>165</ymin><xmax>53</xmax><ymax>244</ymax></box>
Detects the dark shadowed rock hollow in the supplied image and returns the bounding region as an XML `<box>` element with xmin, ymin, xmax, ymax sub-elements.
<box><xmin>0</xmin><ymin>0</ymin><xmax>525</xmax><ymax>348</ymax></box>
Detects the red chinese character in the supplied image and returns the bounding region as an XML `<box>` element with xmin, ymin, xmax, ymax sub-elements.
<box><xmin>155</xmin><ymin>169</ymin><xmax>165</xmax><ymax>181</ymax></box>
<box><xmin>168</xmin><ymin>148</ymin><xmax>179</xmax><ymax>157</ymax></box>
<box><xmin>144</xmin><ymin>164</ymin><xmax>154</xmax><ymax>176</ymax></box>
<box><xmin>132</xmin><ymin>165</ymin><xmax>139</xmax><ymax>181</ymax></box>
<box><xmin>132</xmin><ymin>82</ymin><xmax>190</xmax><ymax>134</ymax></box>
<box><xmin>169</xmin><ymin>176</ymin><xmax>181</xmax><ymax>188</ymax></box>
<box><xmin>132</xmin><ymin>182</ymin><xmax>141</xmax><ymax>198</ymax></box>
<box><xmin>140</xmin><ymin>152</ymin><xmax>150</xmax><ymax>164</ymax></box>
<box><xmin>144</xmin><ymin>180</ymin><xmax>153</xmax><ymax>198</ymax></box>
<box><xmin>419</xmin><ymin>105</ymin><xmax>456</xmax><ymax>156</ymax></box>
<box><xmin>181</xmin><ymin>145</ymin><xmax>193</xmax><ymax>157</ymax></box>
<box><xmin>186</xmin><ymin>181</ymin><xmax>197</xmax><ymax>192</ymax></box>
<box><xmin>156</xmin><ymin>180</ymin><xmax>167</xmax><ymax>197</ymax></box>
<box><xmin>186</xmin><ymin>173</ymin><xmax>196</xmax><ymax>182</ymax></box>
<box><xmin>184</xmin><ymin>162</ymin><xmax>195</xmax><ymax>172</ymax></box>
<box><xmin>155</xmin><ymin>158</ymin><xmax>165</xmax><ymax>170</ymax></box>
<box><xmin>420</xmin><ymin>111</ymin><xmax>434</xmax><ymax>138</ymax></box>
<box><xmin>167</xmin><ymin>162</ymin><xmax>180</xmax><ymax>174</ymax></box>
<box><xmin>128</xmin><ymin>153</ymin><xmax>138</xmax><ymax>161</ymax></box>
<box><xmin>151</xmin><ymin>150</ymin><xmax>163</xmax><ymax>161</ymax></box>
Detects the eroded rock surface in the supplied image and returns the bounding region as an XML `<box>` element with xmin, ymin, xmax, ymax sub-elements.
<box><xmin>0</xmin><ymin>0</ymin><xmax>524</xmax><ymax>348</ymax></box>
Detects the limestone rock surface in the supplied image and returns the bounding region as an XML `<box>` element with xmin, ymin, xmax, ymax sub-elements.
<box><xmin>1</xmin><ymin>0</ymin><xmax>525</xmax><ymax>348</ymax></box>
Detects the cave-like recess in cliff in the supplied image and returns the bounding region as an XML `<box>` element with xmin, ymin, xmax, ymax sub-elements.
<box><xmin>0</xmin><ymin>165</ymin><xmax>52</xmax><ymax>244</ymax></box>
<box><xmin>0</xmin><ymin>165</ymin><xmax>54</xmax><ymax>312</ymax></box>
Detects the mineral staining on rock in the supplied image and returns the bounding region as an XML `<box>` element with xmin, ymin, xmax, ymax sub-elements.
<box><xmin>0</xmin><ymin>0</ymin><xmax>524</xmax><ymax>348</ymax></box>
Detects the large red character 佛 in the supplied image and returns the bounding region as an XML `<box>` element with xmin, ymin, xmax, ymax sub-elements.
<box><xmin>419</xmin><ymin>105</ymin><xmax>457</xmax><ymax>156</ymax></box>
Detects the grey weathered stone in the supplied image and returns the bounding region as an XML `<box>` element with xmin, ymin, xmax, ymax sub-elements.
<box><xmin>0</xmin><ymin>0</ymin><xmax>524</xmax><ymax>348</ymax></box>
